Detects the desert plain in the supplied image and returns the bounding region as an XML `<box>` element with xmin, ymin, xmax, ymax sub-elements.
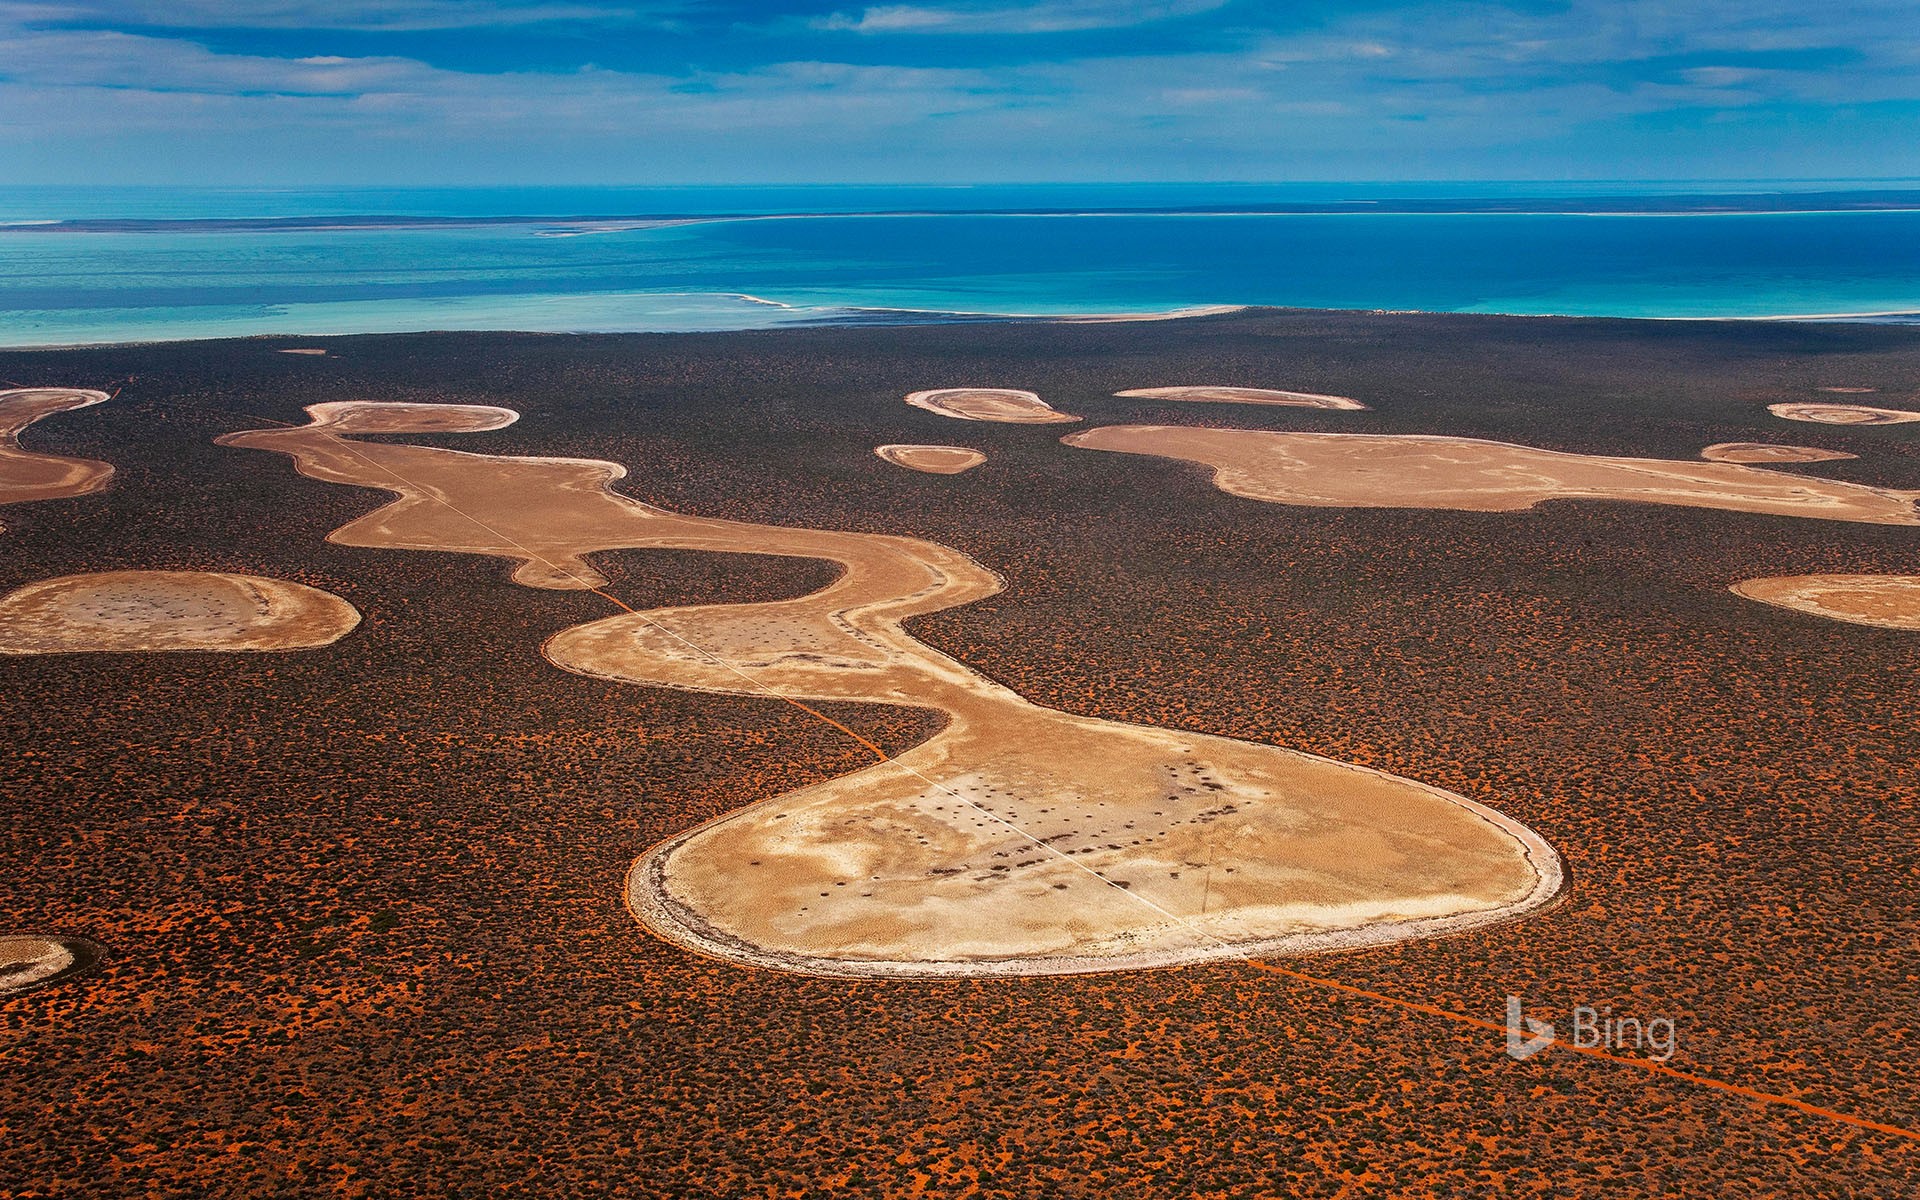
<box><xmin>2</xmin><ymin>309</ymin><xmax>1919</xmax><ymax>1196</ymax></box>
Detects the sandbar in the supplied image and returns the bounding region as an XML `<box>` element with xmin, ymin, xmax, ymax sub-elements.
<box><xmin>1769</xmin><ymin>402</ymin><xmax>1920</xmax><ymax>426</ymax></box>
<box><xmin>224</xmin><ymin>401</ymin><xmax>1561</xmax><ymax>978</ymax></box>
<box><xmin>1115</xmin><ymin>386</ymin><xmax>1367</xmax><ymax>411</ymax></box>
<box><xmin>1731</xmin><ymin>575</ymin><xmax>1920</xmax><ymax>631</ymax></box>
<box><xmin>874</xmin><ymin>444</ymin><xmax>986</xmax><ymax>474</ymax></box>
<box><xmin>279</xmin><ymin>348</ymin><xmax>328</xmax><ymax>356</ymax></box>
<box><xmin>1055</xmin><ymin>305</ymin><xmax>1247</xmax><ymax>324</ymax></box>
<box><xmin>1063</xmin><ymin>426</ymin><xmax>1920</xmax><ymax>524</ymax></box>
<box><xmin>0</xmin><ymin>388</ymin><xmax>113</xmax><ymax>532</ymax></box>
<box><xmin>1699</xmin><ymin>442</ymin><xmax>1857</xmax><ymax>464</ymax></box>
<box><xmin>905</xmin><ymin>388</ymin><xmax>1079</xmax><ymax>424</ymax></box>
<box><xmin>0</xmin><ymin>570</ymin><xmax>361</xmax><ymax>654</ymax></box>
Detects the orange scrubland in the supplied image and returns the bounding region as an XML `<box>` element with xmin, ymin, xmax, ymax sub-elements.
<box><xmin>7</xmin><ymin>312</ymin><xmax>1920</xmax><ymax>1197</ymax></box>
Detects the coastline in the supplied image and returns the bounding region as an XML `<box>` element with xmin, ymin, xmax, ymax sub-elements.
<box><xmin>8</xmin><ymin>300</ymin><xmax>1920</xmax><ymax>352</ymax></box>
<box><xmin>11</xmin><ymin>190</ymin><xmax>1920</xmax><ymax>235</ymax></box>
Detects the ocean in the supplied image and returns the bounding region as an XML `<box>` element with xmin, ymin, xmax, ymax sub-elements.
<box><xmin>3</xmin><ymin>183</ymin><xmax>1919</xmax><ymax>347</ymax></box>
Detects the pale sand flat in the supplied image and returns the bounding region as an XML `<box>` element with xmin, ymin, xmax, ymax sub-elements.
<box><xmin>223</xmin><ymin>401</ymin><xmax>1560</xmax><ymax>978</ymax></box>
<box><xmin>1732</xmin><ymin>575</ymin><xmax>1920</xmax><ymax>631</ymax></box>
<box><xmin>0</xmin><ymin>936</ymin><xmax>76</xmax><ymax>995</ymax></box>
<box><xmin>0</xmin><ymin>934</ymin><xmax>101</xmax><ymax>996</ymax></box>
<box><xmin>0</xmin><ymin>388</ymin><xmax>114</xmax><ymax>533</ymax></box>
<box><xmin>0</xmin><ymin>570</ymin><xmax>361</xmax><ymax>654</ymax></box>
<box><xmin>1699</xmin><ymin>442</ymin><xmax>1857</xmax><ymax>464</ymax></box>
<box><xmin>1115</xmin><ymin>386</ymin><xmax>1367</xmax><ymax>411</ymax></box>
<box><xmin>1064</xmin><ymin>426</ymin><xmax>1920</xmax><ymax>525</ymax></box>
<box><xmin>1769</xmin><ymin>402</ymin><xmax>1920</xmax><ymax>426</ymax></box>
<box><xmin>278</xmin><ymin>348</ymin><xmax>329</xmax><ymax>356</ymax></box>
<box><xmin>874</xmin><ymin>444</ymin><xmax>987</xmax><ymax>475</ymax></box>
<box><xmin>905</xmin><ymin>388</ymin><xmax>1080</xmax><ymax>424</ymax></box>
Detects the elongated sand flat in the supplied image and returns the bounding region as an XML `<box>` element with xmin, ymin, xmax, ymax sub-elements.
<box><xmin>1063</xmin><ymin>426</ymin><xmax>1920</xmax><ymax>524</ymax></box>
<box><xmin>874</xmin><ymin>444</ymin><xmax>986</xmax><ymax>474</ymax></box>
<box><xmin>0</xmin><ymin>570</ymin><xmax>361</xmax><ymax>654</ymax></box>
<box><xmin>0</xmin><ymin>388</ymin><xmax>114</xmax><ymax>532</ymax></box>
<box><xmin>1699</xmin><ymin>443</ymin><xmax>1857</xmax><ymax>464</ymax></box>
<box><xmin>1732</xmin><ymin>575</ymin><xmax>1920</xmax><ymax>631</ymax></box>
<box><xmin>1115</xmin><ymin>386</ymin><xmax>1367</xmax><ymax>411</ymax></box>
<box><xmin>1769</xmin><ymin>402</ymin><xmax>1920</xmax><ymax>426</ymax></box>
<box><xmin>221</xmin><ymin>401</ymin><xmax>1560</xmax><ymax>978</ymax></box>
<box><xmin>905</xmin><ymin>388</ymin><xmax>1079</xmax><ymax>424</ymax></box>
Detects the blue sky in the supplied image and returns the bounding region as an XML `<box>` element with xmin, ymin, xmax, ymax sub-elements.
<box><xmin>2</xmin><ymin>1</ymin><xmax>1917</xmax><ymax>184</ymax></box>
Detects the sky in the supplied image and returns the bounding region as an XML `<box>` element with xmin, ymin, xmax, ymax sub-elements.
<box><xmin>2</xmin><ymin>0</ymin><xmax>1917</xmax><ymax>185</ymax></box>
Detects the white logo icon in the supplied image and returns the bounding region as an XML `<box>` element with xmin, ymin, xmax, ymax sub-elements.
<box><xmin>1505</xmin><ymin>994</ymin><xmax>1555</xmax><ymax>1060</ymax></box>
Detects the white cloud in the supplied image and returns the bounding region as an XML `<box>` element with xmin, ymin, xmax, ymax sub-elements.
<box><xmin>0</xmin><ymin>2</ymin><xmax>639</xmax><ymax>32</ymax></box>
<box><xmin>0</xmin><ymin>0</ymin><xmax>1917</xmax><ymax>183</ymax></box>
<box><xmin>1680</xmin><ymin>65</ymin><xmax>1768</xmax><ymax>87</ymax></box>
<box><xmin>0</xmin><ymin>27</ymin><xmax>430</xmax><ymax>93</ymax></box>
<box><xmin>815</xmin><ymin>0</ymin><xmax>1228</xmax><ymax>36</ymax></box>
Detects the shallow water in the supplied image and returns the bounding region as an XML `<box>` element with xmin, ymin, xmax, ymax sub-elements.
<box><xmin>3</xmin><ymin>183</ymin><xmax>1918</xmax><ymax>345</ymax></box>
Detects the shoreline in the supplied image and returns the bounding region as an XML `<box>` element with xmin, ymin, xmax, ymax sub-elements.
<box><xmin>9</xmin><ymin>301</ymin><xmax>1920</xmax><ymax>353</ymax></box>
<box><xmin>11</xmin><ymin>192</ymin><xmax>1920</xmax><ymax>235</ymax></box>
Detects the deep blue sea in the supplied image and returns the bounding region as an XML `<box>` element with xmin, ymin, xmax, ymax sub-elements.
<box><xmin>3</xmin><ymin>183</ymin><xmax>1919</xmax><ymax>346</ymax></box>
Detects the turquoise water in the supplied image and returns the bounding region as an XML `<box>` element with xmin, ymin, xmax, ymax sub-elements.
<box><xmin>3</xmin><ymin>185</ymin><xmax>1918</xmax><ymax>346</ymax></box>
